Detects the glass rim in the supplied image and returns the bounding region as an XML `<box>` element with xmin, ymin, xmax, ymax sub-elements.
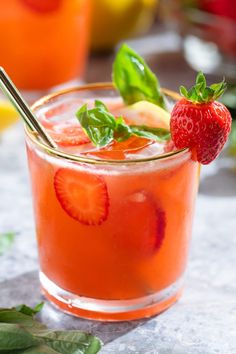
<box><xmin>26</xmin><ymin>82</ymin><xmax>187</xmax><ymax>165</ymax></box>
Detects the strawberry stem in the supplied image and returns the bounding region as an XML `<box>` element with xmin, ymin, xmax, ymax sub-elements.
<box><xmin>180</xmin><ymin>72</ymin><xmax>227</xmax><ymax>104</ymax></box>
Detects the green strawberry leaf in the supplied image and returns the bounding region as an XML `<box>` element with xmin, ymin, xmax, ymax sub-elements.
<box><xmin>180</xmin><ymin>86</ymin><xmax>188</xmax><ymax>98</ymax></box>
<box><xmin>113</xmin><ymin>44</ymin><xmax>166</xmax><ymax>109</ymax></box>
<box><xmin>195</xmin><ymin>71</ymin><xmax>206</xmax><ymax>92</ymax></box>
<box><xmin>76</xmin><ymin>101</ymin><xmax>170</xmax><ymax>148</ymax></box>
<box><xmin>180</xmin><ymin>72</ymin><xmax>227</xmax><ymax>103</ymax></box>
<box><xmin>0</xmin><ymin>232</ymin><xmax>16</xmax><ymax>255</ymax></box>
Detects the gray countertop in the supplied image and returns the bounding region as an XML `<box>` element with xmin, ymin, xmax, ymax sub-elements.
<box><xmin>1</xmin><ymin>31</ymin><xmax>236</xmax><ymax>352</ymax></box>
<box><xmin>0</xmin><ymin>122</ymin><xmax>236</xmax><ymax>354</ymax></box>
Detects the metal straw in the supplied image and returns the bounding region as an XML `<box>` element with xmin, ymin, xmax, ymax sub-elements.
<box><xmin>0</xmin><ymin>67</ymin><xmax>57</xmax><ymax>148</ymax></box>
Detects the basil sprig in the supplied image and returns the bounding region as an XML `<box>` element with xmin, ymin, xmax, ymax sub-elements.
<box><xmin>228</xmin><ymin>120</ymin><xmax>236</xmax><ymax>156</ymax></box>
<box><xmin>0</xmin><ymin>232</ymin><xmax>16</xmax><ymax>255</ymax></box>
<box><xmin>76</xmin><ymin>101</ymin><xmax>170</xmax><ymax>147</ymax></box>
<box><xmin>0</xmin><ymin>303</ymin><xmax>102</xmax><ymax>353</ymax></box>
<box><xmin>14</xmin><ymin>303</ymin><xmax>44</xmax><ymax>317</ymax></box>
<box><xmin>112</xmin><ymin>44</ymin><xmax>166</xmax><ymax>109</ymax></box>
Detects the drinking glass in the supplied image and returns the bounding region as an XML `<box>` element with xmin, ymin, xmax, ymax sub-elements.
<box><xmin>25</xmin><ymin>84</ymin><xmax>199</xmax><ymax>321</ymax></box>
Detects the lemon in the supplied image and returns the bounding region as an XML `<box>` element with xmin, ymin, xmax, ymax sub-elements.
<box><xmin>0</xmin><ymin>100</ymin><xmax>19</xmax><ymax>132</ymax></box>
<box><xmin>120</xmin><ymin>100</ymin><xmax>170</xmax><ymax>129</ymax></box>
<box><xmin>91</xmin><ymin>0</ymin><xmax>158</xmax><ymax>51</ymax></box>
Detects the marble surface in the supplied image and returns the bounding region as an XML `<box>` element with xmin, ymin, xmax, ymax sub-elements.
<box><xmin>0</xmin><ymin>124</ymin><xmax>236</xmax><ymax>354</ymax></box>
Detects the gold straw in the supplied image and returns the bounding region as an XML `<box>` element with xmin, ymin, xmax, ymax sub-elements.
<box><xmin>0</xmin><ymin>67</ymin><xmax>57</xmax><ymax>148</ymax></box>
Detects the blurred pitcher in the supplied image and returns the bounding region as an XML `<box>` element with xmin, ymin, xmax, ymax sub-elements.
<box><xmin>0</xmin><ymin>0</ymin><xmax>90</xmax><ymax>92</ymax></box>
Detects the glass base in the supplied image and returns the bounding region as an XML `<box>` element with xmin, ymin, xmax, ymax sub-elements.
<box><xmin>40</xmin><ymin>272</ymin><xmax>184</xmax><ymax>321</ymax></box>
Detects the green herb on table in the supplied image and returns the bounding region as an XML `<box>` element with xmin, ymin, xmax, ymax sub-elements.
<box><xmin>112</xmin><ymin>44</ymin><xmax>166</xmax><ymax>109</ymax></box>
<box><xmin>14</xmin><ymin>303</ymin><xmax>44</xmax><ymax>317</ymax></box>
<box><xmin>220</xmin><ymin>84</ymin><xmax>236</xmax><ymax>117</ymax></box>
<box><xmin>0</xmin><ymin>303</ymin><xmax>102</xmax><ymax>353</ymax></box>
<box><xmin>76</xmin><ymin>100</ymin><xmax>170</xmax><ymax>147</ymax></box>
<box><xmin>0</xmin><ymin>232</ymin><xmax>16</xmax><ymax>255</ymax></box>
<box><xmin>228</xmin><ymin>120</ymin><xmax>236</xmax><ymax>156</ymax></box>
<box><xmin>219</xmin><ymin>84</ymin><xmax>236</xmax><ymax>157</ymax></box>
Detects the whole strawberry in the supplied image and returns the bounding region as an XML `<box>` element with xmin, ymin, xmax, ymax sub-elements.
<box><xmin>170</xmin><ymin>72</ymin><xmax>232</xmax><ymax>164</ymax></box>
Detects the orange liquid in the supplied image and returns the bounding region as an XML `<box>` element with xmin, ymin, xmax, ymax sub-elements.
<box><xmin>26</xmin><ymin>138</ymin><xmax>199</xmax><ymax>318</ymax></box>
<box><xmin>25</xmin><ymin>91</ymin><xmax>199</xmax><ymax>319</ymax></box>
<box><xmin>0</xmin><ymin>0</ymin><xmax>90</xmax><ymax>90</ymax></box>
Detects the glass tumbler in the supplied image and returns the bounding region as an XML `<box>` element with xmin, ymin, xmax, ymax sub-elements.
<box><xmin>25</xmin><ymin>84</ymin><xmax>199</xmax><ymax>321</ymax></box>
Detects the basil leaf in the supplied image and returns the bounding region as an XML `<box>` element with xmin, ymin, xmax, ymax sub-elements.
<box><xmin>94</xmin><ymin>100</ymin><xmax>108</xmax><ymax>111</ymax></box>
<box><xmin>228</xmin><ymin>120</ymin><xmax>236</xmax><ymax>156</ymax></box>
<box><xmin>130</xmin><ymin>125</ymin><xmax>171</xmax><ymax>142</ymax></box>
<box><xmin>113</xmin><ymin>44</ymin><xmax>166</xmax><ymax>109</ymax></box>
<box><xmin>0</xmin><ymin>309</ymin><xmax>46</xmax><ymax>330</ymax></box>
<box><xmin>0</xmin><ymin>232</ymin><xmax>15</xmax><ymax>255</ymax></box>
<box><xmin>0</xmin><ymin>351</ymin><xmax>23</xmax><ymax>354</ymax></box>
<box><xmin>13</xmin><ymin>345</ymin><xmax>60</xmax><ymax>353</ymax></box>
<box><xmin>76</xmin><ymin>101</ymin><xmax>170</xmax><ymax>147</ymax></box>
<box><xmin>35</xmin><ymin>330</ymin><xmax>102</xmax><ymax>354</ymax></box>
<box><xmin>113</xmin><ymin>117</ymin><xmax>132</xmax><ymax>142</ymax></box>
<box><xmin>14</xmin><ymin>303</ymin><xmax>44</xmax><ymax>317</ymax></box>
<box><xmin>76</xmin><ymin>104</ymin><xmax>116</xmax><ymax>147</ymax></box>
<box><xmin>0</xmin><ymin>345</ymin><xmax>60</xmax><ymax>353</ymax></box>
<box><xmin>0</xmin><ymin>305</ymin><xmax>102</xmax><ymax>354</ymax></box>
<box><xmin>0</xmin><ymin>323</ymin><xmax>39</xmax><ymax>350</ymax></box>
<box><xmin>32</xmin><ymin>303</ymin><xmax>44</xmax><ymax>314</ymax></box>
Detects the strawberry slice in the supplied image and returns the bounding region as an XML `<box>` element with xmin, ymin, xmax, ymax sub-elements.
<box><xmin>54</xmin><ymin>168</ymin><xmax>109</xmax><ymax>225</ymax></box>
<box><xmin>40</xmin><ymin>100</ymin><xmax>90</xmax><ymax>147</ymax></box>
<box><xmin>83</xmin><ymin>136</ymin><xmax>154</xmax><ymax>160</ymax></box>
<box><xmin>48</xmin><ymin>124</ymin><xmax>90</xmax><ymax>147</ymax></box>
<box><xmin>40</xmin><ymin>115</ymin><xmax>90</xmax><ymax>147</ymax></box>
<box><xmin>115</xmin><ymin>192</ymin><xmax>166</xmax><ymax>257</ymax></box>
<box><xmin>21</xmin><ymin>0</ymin><xmax>62</xmax><ymax>13</ymax></box>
